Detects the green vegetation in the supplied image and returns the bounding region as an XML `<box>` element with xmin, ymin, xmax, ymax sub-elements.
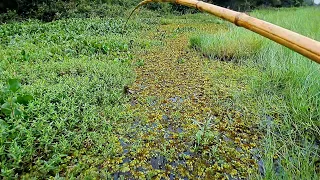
<box><xmin>1</xmin><ymin>79</ymin><xmax>33</xmax><ymax>118</ymax></box>
<box><xmin>190</xmin><ymin>30</ymin><xmax>263</xmax><ymax>62</ymax></box>
<box><xmin>0</xmin><ymin>0</ymin><xmax>314</xmax><ymax>23</ymax></box>
<box><xmin>0</xmin><ymin>0</ymin><xmax>141</xmax><ymax>22</ymax></box>
<box><xmin>190</xmin><ymin>6</ymin><xmax>320</xmax><ymax>179</ymax></box>
<box><xmin>0</xmin><ymin>0</ymin><xmax>319</xmax><ymax>178</ymax></box>
<box><xmin>0</xmin><ymin>17</ymin><xmax>157</xmax><ymax>178</ymax></box>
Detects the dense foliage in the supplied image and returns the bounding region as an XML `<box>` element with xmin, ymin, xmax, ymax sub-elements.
<box><xmin>0</xmin><ymin>0</ymin><xmax>141</xmax><ymax>22</ymax></box>
<box><xmin>211</xmin><ymin>0</ymin><xmax>308</xmax><ymax>9</ymax></box>
<box><xmin>0</xmin><ymin>16</ymin><xmax>153</xmax><ymax>177</ymax></box>
<box><xmin>0</xmin><ymin>0</ymin><xmax>312</xmax><ymax>22</ymax></box>
<box><xmin>0</xmin><ymin>2</ymin><xmax>319</xmax><ymax>178</ymax></box>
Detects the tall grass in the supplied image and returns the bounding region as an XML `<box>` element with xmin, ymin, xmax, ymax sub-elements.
<box><xmin>190</xmin><ymin>7</ymin><xmax>320</xmax><ymax>179</ymax></box>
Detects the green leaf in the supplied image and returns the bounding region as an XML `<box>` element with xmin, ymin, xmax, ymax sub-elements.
<box><xmin>121</xmin><ymin>166</ymin><xmax>130</xmax><ymax>172</ymax></box>
<box><xmin>17</xmin><ymin>95</ymin><xmax>33</xmax><ymax>105</ymax></box>
<box><xmin>8</xmin><ymin>79</ymin><xmax>21</xmax><ymax>93</ymax></box>
<box><xmin>21</xmin><ymin>50</ymin><xmax>26</xmax><ymax>56</ymax></box>
<box><xmin>13</xmin><ymin>108</ymin><xmax>22</xmax><ymax>116</ymax></box>
<box><xmin>1</xmin><ymin>102</ymin><xmax>12</xmax><ymax>115</ymax></box>
<box><xmin>0</xmin><ymin>119</ymin><xmax>9</xmax><ymax>128</ymax></box>
<box><xmin>0</xmin><ymin>97</ymin><xmax>4</xmax><ymax>105</ymax></box>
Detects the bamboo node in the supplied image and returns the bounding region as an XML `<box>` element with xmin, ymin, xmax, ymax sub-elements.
<box><xmin>234</xmin><ymin>13</ymin><xmax>244</xmax><ymax>26</ymax></box>
<box><xmin>195</xmin><ymin>1</ymin><xmax>202</xmax><ymax>10</ymax></box>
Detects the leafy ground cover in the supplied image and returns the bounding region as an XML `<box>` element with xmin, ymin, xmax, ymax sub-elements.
<box><xmin>0</xmin><ymin>17</ymin><xmax>161</xmax><ymax>178</ymax></box>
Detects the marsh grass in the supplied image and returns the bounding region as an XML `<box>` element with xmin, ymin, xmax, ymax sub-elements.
<box><xmin>252</xmin><ymin>9</ymin><xmax>320</xmax><ymax>179</ymax></box>
<box><xmin>190</xmin><ymin>7</ymin><xmax>320</xmax><ymax>179</ymax></box>
<box><xmin>190</xmin><ymin>30</ymin><xmax>263</xmax><ymax>62</ymax></box>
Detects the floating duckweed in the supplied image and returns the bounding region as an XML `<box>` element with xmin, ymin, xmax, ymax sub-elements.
<box><xmin>107</xmin><ymin>20</ymin><xmax>261</xmax><ymax>179</ymax></box>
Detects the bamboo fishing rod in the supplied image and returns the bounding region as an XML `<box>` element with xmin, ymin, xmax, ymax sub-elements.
<box><xmin>130</xmin><ymin>0</ymin><xmax>320</xmax><ymax>64</ymax></box>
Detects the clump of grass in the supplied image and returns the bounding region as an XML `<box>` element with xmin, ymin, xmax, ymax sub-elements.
<box><xmin>160</xmin><ymin>18</ymin><xmax>172</xmax><ymax>25</ymax></box>
<box><xmin>190</xmin><ymin>29</ymin><xmax>263</xmax><ymax>62</ymax></box>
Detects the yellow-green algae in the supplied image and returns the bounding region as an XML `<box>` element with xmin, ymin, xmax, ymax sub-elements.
<box><xmin>104</xmin><ymin>19</ymin><xmax>262</xmax><ymax>179</ymax></box>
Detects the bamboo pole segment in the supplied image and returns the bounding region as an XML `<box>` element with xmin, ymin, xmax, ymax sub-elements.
<box><xmin>132</xmin><ymin>0</ymin><xmax>320</xmax><ymax>64</ymax></box>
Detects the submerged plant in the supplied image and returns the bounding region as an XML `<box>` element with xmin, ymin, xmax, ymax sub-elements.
<box><xmin>193</xmin><ymin>116</ymin><xmax>217</xmax><ymax>148</ymax></box>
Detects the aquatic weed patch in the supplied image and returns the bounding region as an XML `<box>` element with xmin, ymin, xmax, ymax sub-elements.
<box><xmin>105</xmin><ymin>21</ymin><xmax>262</xmax><ymax>179</ymax></box>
